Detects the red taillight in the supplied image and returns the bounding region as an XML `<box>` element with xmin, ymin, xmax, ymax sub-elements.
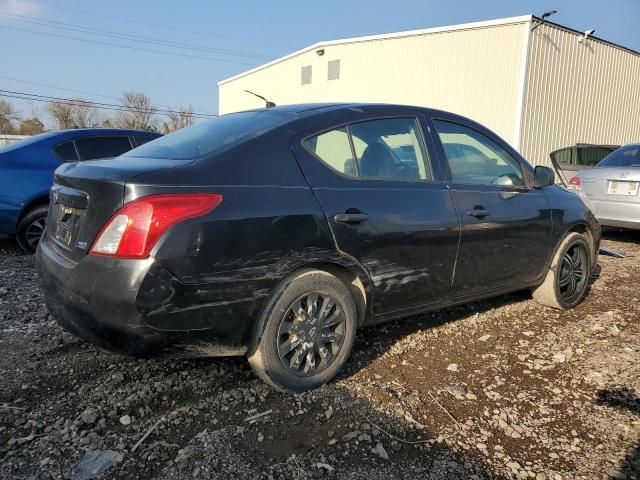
<box><xmin>569</xmin><ymin>176</ymin><xmax>581</xmax><ymax>191</ymax></box>
<box><xmin>90</xmin><ymin>194</ymin><xmax>222</xmax><ymax>259</ymax></box>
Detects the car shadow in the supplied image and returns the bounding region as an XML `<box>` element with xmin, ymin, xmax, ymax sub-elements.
<box><xmin>181</xmin><ymin>381</ymin><xmax>512</xmax><ymax>479</ymax></box>
<box><xmin>596</xmin><ymin>388</ymin><xmax>640</xmax><ymax>477</ymax></box>
<box><xmin>602</xmin><ymin>228</ymin><xmax>640</xmax><ymax>244</ymax></box>
<box><xmin>338</xmin><ymin>289</ymin><xmax>530</xmax><ymax>383</ymax></box>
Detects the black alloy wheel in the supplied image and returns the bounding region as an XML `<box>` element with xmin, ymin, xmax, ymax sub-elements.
<box><xmin>24</xmin><ymin>217</ymin><xmax>47</xmax><ymax>251</ymax></box>
<box><xmin>558</xmin><ymin>243</ymin><xmax>588</xmax><ymax>304</ymax></box>
<box><xmin>276</xmin><ymin>292</ymin><xmax>346</xmax><ymax>376</ymax></box>
<box><xmin>16</xmin><ymin>205</ymin><xmax>50</xmax><ymax>253</ymax></box>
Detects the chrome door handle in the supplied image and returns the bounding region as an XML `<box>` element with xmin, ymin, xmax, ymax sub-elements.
<box><xmin>466</xmin><ymin>208</ymin><xmax>490</xmax><ymax>218</ymax></box>
<box><xmin>333</xmin><ymin>213</ymin><xmax>369</xmax><ymax>224</ymax></box>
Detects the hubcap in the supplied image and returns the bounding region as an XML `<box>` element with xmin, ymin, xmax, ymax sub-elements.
<box><xmin>277</xmin><ymin>292</ymin><xmax>346</xmax><ymax>377</ymax></box>
<box><xmin>558</xmin><ymin>243</ymin><xmax>587</xmax><ymax>302</ymax></box>
<box><xmin>25</xmin><ymin>217</ymin><xmax>46</xmax><ymax>249</ymax></box>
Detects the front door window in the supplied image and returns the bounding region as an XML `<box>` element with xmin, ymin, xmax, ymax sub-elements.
<box><xmin>433</xmin><ymin>119</ymin><xmax>525</xmax><ymax>187</ymax></box>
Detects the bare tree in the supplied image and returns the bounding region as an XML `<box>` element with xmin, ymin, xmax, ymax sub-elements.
<box><xmin>161</xmin><ymin>106</ymin><xmax>194</xmax><ymax>133</ymax></box>
<box><xmin>70</xmin><ymin>100</ymin><xmax>101</xmax><ymax>128</ymax></box>
<box><xmin>46</xmin><ymin>100</ymin><xmax>102</xmax><ymax>130</ymax></box>
<box><xmin>0</xmin><ymin>99</ymin><xmax>20</xmax><ymax>134</ymax></box>
<box><xmin>46</xmin><ymin>102</ymin><xmax>74</xmax><ymax>130</ymax></box>
<box><xmin>18</xmin><ymin>117</ymin><xmax>45</xmax><ymax>135</ymax></box>
<box><xmin>115</xmin><ymin>92</ymin><xmax>157</xmax><ymax>131</ymax></box>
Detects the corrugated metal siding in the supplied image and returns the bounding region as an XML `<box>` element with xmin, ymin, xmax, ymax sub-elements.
<box><xmin>521</xmin><ymin>23</ymin><xmax>640</xmax><ymax>167</ymax></box>
<box><xmin>219</xmin><ymin>22</ymin><xmax>528</xmax><ymax>147</ymax></box>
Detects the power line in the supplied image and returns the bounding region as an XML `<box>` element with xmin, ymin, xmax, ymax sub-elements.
<box><xmin>19</xmin><ymin>0</ymin><xmax>296</xmax><ymax>49</ymax></box>
<box><xmin>0</xmin><ymin>89</ymin><xmax>216</xmax><ymax>118</ymax></box>
<box><xmin>0</xmin><ymin>75</ymin><xmax>217</xmax><ymax>117</ymax></box>
<box><xmin>0</xmin><ymin>24</ymin><xmax>260</xmax><ymax>66</ymax></box>
<box><xmin>0</xmin><ymin>12</ymin><xmax>276</xmax><ymax>60</ymax></box>
<box><xmin>0</xmin><ymin>92</ymin><xmax>214</xmax><ymax>121</ymax></box>
<box><xmin>0</xmin><ymin>90</ymin><xmax>217</xmax><ymax>119</ymax></box>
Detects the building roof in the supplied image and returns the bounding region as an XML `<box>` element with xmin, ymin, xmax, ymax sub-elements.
<box><xmin>219</xmin><ymin>14</ymin><xmax>639</xmax><ymax>86</ymax></box>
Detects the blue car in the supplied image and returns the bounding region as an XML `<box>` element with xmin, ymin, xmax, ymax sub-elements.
<box><xmin>0</xmin><ymin>129</ymin><xmax>161</xmax><ymax>252</ymax></box>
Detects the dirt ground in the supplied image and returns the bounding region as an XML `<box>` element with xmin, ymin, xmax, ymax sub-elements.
<box><xmin>0</xmin><ymin>231</ymin><xmax>638</xmax><ymax>480</ymax></box>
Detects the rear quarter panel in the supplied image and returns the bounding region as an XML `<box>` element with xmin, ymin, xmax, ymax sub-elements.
<box><xmin>127</xmin><ymin>129</ymin><xmax>365</xmax><ymax>346</ymax></box>
<box><xmin>0</xmin><ymin>145</ymin><xmax>58</xmax><ymax>235</ymax></box>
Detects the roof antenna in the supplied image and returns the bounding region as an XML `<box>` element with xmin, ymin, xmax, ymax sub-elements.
<box><xmin>531</xmin><ymin>10</ymin><xmax>557</xmax><ymax>31</ymax></box>
<box><xmin>244</xmin><ymin>90</ymin><xmax>276</xmax><ymax>108</ymax></box>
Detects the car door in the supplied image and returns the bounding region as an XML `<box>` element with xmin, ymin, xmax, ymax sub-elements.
<box><xmin>292</xmin><ymin>112</ymin><xmax>460</xmax><ymax>316</ymax></box>
<box><xmin>429</xmin><ymin>116</ymin><xmax>553</xmax><ymax>295</ymax></box>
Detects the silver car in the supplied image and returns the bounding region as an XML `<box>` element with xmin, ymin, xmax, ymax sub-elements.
<box><xmin>571</xmin><ymin>143</ymin><xmax>640</xmax><ymax>229</ymax></box>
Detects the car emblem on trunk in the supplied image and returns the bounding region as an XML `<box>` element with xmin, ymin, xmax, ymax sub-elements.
<box><xmin>621</xmin><ymin>171</ymin><xmax>630</xmax><ymax>178</ymax></box>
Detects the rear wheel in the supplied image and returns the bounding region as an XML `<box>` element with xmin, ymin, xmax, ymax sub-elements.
<box><xmin>16</xmin><ymin>205</ymin><xmax>49</xmax><ymax>253</ymax></box>
<box><xmin>532</xmin><ymin>232</ymin><xmax>591</xmax><ymax>309</ymax></box>
<box><xmin>248</xmin><ymin>269</ymin><xmax>357</xmax><ymax>392</ymax></box>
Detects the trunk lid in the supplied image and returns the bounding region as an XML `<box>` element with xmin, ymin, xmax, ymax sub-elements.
<box><xmin>549</xmin><ymin>144</ymin><xmax>619</xmax><ymax>186</ymax></box>
<box><xmin>47</xmin><ymin>157</ymin><xmax>192</xmax><ymax>263</ymax></box>
<box><xmin>579</xmin><ymin>167</ymin><xmax>640</xmax><ymax>203</ymax></box>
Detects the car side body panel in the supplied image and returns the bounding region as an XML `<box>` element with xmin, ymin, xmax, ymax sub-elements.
<box><xmin>423</xmin><ymin>112</ymin><xmax>555</xmax><ymax>293</ymax></box>
<box><xmin>35</xmin><ymin>104</ymin><xmax>601</xmax><ymax>360</ymax></box>
<box><xmin>291</xmin><ymin>107</ymin><xmax>460</xmax><ymax>316</ymax></box>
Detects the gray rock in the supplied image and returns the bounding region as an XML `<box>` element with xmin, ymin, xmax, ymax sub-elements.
<box><xmin>81</xmin><ymin>409</ymin><xmax>98</xmax><ymax>425</ymax></box>
<box><xmin>71</xmin><ymin>450</ymin><xmax>123</xmax><ymax>480</ymax></box>
<box><xmin>373</xmin><ymin>442</ymin><xmax>389</xmax><ymax>460</ymax></box>
<box><xmin>444</xmin><ymin>384</ymin><xmax>467</xmax><ymax>398</ymax></box>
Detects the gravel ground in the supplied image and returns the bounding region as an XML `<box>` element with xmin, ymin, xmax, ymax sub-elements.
<box><xmin>0</xmin><ymin>232</ymin><xmax>638</xmax><ymax>480</ymax></box>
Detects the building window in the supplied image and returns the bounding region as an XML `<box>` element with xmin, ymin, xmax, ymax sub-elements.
<box><xmin>327</xmin><ymin>59</ymin><xmax>340</xmax><ymax>80</ymax></box>
<box><xmin>301</xmin><ymin>65</ymin><xmax>312</xmax><ymax>85</ymax></box>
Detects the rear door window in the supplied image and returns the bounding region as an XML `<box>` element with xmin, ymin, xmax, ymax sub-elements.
<box><xmin>75</xmin><ymin>136</ymin><xmax>133</xmax><ymax>160</ymax></box>
<box><xmin>54</xmin><ymin>141</ymin><xmax>79</xmax><ymax>162</ymax></box>
<box><xmin>303</xmin><ymin>127</ymin><xmax>357</xmax><ymax>177</ymax></box>
<box><xmin>303</xmin><ymin>117</ymin><xmax>431</xmax><ymax>181</ymax></box>
<box><xmin>350</xmin><ymin>118</ymin><xmax>430</xmax><ymax>180</ymax></box>
<box><xmin>134</xmin><ymin>135</ymin><xmax>157</xmax><ymax>147</ymax></box>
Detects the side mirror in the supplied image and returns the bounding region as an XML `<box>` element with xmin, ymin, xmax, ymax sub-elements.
<box><xmin>533</xmin><ymin>166</ymin><xmax>555</xmax><ymax>188</ymax></box>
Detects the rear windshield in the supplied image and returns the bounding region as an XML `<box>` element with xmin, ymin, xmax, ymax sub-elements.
<box><xmin>596</xmin><ymin>145</ymin><xmax>640</xmax><ymax>168</ymax></box>
<box><xmin>123</xmin><ymin>110</ymin><xmax>295</xmax><ymax>160</ymax></box>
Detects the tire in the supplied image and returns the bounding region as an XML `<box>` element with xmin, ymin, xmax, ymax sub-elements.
<box><xmin>248</xmin><ymin>269</ymin><xmax>357</xmax><ymax>393</ymax></box>
<box><xmin>532</xmin><ymin>232</ymin><xmax>591</xmax><ymax>310</ymax></box>
<box><xmin>16</xmin><ymin>205</ymin><xmax>49</xmax><ymax>253</ymax></box>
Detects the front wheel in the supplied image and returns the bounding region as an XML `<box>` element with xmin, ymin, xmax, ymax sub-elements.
<box><xmin>16</xmin><ymin>205</ymin><xmax>49</xmax><ymax>253</ymax></box>
<box><xmin>248</xmin><ymin>269</ymin><xmax>357</xmax><ymax>393</ymax></box>
<box><xmin>532</xmin><ymin>232</ymin><xmax>592</xmax><ymax>309</ymax></box>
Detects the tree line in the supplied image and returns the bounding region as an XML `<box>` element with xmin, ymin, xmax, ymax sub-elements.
<box><xmin>0</xmin><ymin>92</ymin><xmax>196</xmax><ymax>136</ymax></box>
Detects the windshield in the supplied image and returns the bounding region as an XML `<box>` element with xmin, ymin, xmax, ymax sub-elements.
<box><xmin>123</xmin><ymin>110</ymin><xmax>295</xmax><ymax>160</ymax></box>
<box><xmin>596</xmin><ymin>145</ymin><xmax>640</xmax><ymax>168</ymax></box>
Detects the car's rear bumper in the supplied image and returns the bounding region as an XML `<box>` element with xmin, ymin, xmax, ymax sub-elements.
<box><xmin>36</xmin><ymin>237</ymin><xmax>257</xmax><ymax>358</ymax></box>
<box><xmin>588</xmin><ymin>198</ymin><xmax>640</xmax><ymax>230</ymax></box>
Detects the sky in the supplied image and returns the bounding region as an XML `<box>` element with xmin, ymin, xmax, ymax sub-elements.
<box><xmin>1</xmin><ymin>0</ymin><xmax>639</xmax><ymax>125</ymax></box>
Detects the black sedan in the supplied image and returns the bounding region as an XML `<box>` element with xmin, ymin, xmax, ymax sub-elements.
<box><xmin>36</xmin><ymin>104</ymin><xmax>600</xmax><ymax>392</ymax></box>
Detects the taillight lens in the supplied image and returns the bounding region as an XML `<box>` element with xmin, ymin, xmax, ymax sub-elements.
<box><xmin>90</xmin><ymin>194</ymin><xmax>222</xmax><ymax>258</ymax></box>
<box><xmin>569</xmin><ymin>176</ymin><xmax>581</xmax><ymax>191</ymax></box>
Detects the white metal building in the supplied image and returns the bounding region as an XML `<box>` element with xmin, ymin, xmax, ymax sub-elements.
<box><xmin>218</xmin><ymin>15</ymin><xmax>640</xmax><ymax>166</ymax></box>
